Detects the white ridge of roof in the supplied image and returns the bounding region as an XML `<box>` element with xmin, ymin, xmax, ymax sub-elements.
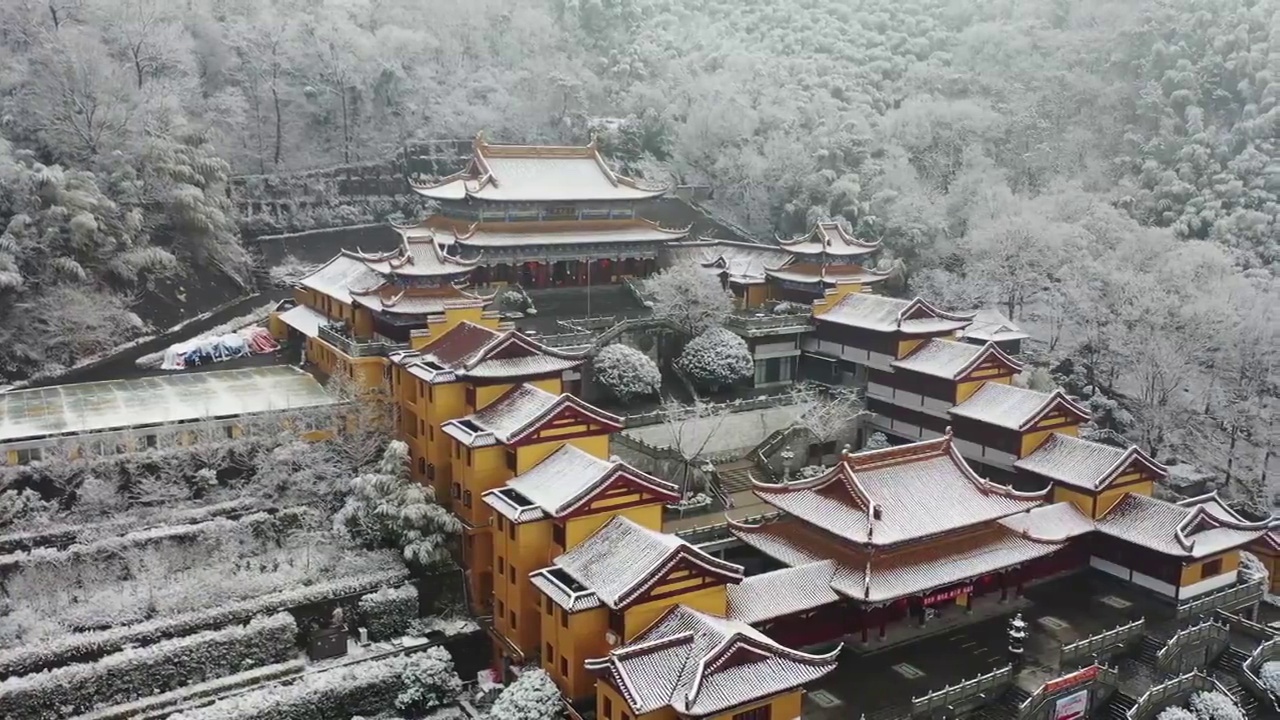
<box><xmin>892</xmin><ymin>339</ymin><xmax>1021</xmax><ymax>380</ymax></box>
<box><xmin>726</xmin><ymin>561</ymin><xmax>841</xmax><ymax>624</ymax></box>
<box><xmin>1014</xmin><ymin>433</ymin><xmax>1163</xmax><ymax>490</ymax></box>
<box><xmin>545</xmin><ymin>516</ymin><xmax>743</xmax><ymax>611</ymax></box>
<box><xmin>277</xmin><ymin>304</ymin><xmax>328</xmax><ymax>338</ymax></box>
<box><xmin>584</xmin><ymin>605</ymin><xmax>839</xmax><ymax>717</ymax></box>
<box><xmin>442</xmin><ymin>383</ymin><xmax>621</xmax><ymax>448</ymax></box>
<box><xmin>778</xmin><ymin>221</ymin><xmax>880</xmax><ymax>257</ymax></box>
<box><xmin>951</xmin><ymin>384</ymin><xmax>1089</xmax><ymax>432</ymax></box>
<box><xmin>0</xmin><ymin>366</ymin><xmax>337</xmax><ymax>444</ymax></box>
<box><xmin>666</xmin><ymin>239</ymin><xmax>790</xmax><ymax>284</ymax></box>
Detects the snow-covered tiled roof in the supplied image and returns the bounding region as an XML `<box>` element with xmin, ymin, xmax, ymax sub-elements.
<box><xmin>350</xmin><ymin>235</ymin><xmax>478</xmax><ymax>277</ymax></box>
<box><xmin>950</xmin><ymin>384</ymin><xmax>1090</xmax><ymax>432</ymax></box>
<box><xmin>764</xmin><ymin>263</ymin><xmax>891</xmax><ymax>286</ymax></box>
<box><xmin>392</xmin><ymin>322</ymin><xmax>584</xmax><ymax>384</ymax></box>
<box><xmin>731</xmin><ymin>518</ymin><xmax>1064</xmax><ymax>603</ymax></box>
<box><xmin>411</xmin><ymin>135</ymin><xmax>669</xmax><ymax>202</ymax></box>
<box><xmin>351</xmin><ymin>290</ymin><xmax>491</xmax><ymax>316</ymax></box>
<box><xmin>752</xmin><ymin>433</ymin><xmax>1047</xmax><ymax>547</ymax></box>
<box><xmin>892</xmin><ymin>339</ymin><xmax>1022</xmax><ymax>380</ymax></box>
<box><xmin>0</xmin><ymin>366</ymin><xmax>338</xmax><ymax>443</ymax></box>
<box><xmin>481</xmin><ymin>445</ymin><xmax>677</xmax><ymax>523</ymax></box>
<box><xmin>442</xmin><ymin>383</ymin><xmax>622</xmax><ymax>448</ymax></box>
<box><xmin>778</xmin><ymin>221</ymin><xmax>880</xmax><ymax>257</ymax></box>
<box><xmin>1095</xmin><ymin>492</ymin><xmax>1271</xmax><ymax>558</ymax></box>
<box><xmin>958</xmin><ymin>307</ymin><xmax>1030</xmax><ymax>344</ymax></box>
<box><xmin>726</xmin><ymin>561</ymin><xmax>840</xmax><ymax>624</ymax></box>
<box><xmin>535</xmin><ymin>516</ymin><xmax>743</xmax><ymax>612</ymax></box>
<box><xmin>277</xmin><ymin>304</ymin><xmax>328</xmax><ymax>338</ymax></box>
<box><xmin>665</xmin><ymin>239</ymin><xmax>790</xmax><ymax>284</ymax></box>
<box><xmin>1014</xmin><ymin>433</ymin><xmax>1164</xmax><ymax>490</ymax></box>
<box><xmin>447</xmin><ymin>219</ymin><xmax>687</xmax><ymax>247</ymax></box>
<box><xmin>584</xmin><ymin>605</ymin><xmax>839</xmax><ymax>717</ymax></box>
<box><xmin>999</xmin><ymin>502</ymin><xmax>1096</xmax><ymax>542</ymax></box>
<box><xmin>817</xmin><ymin>294</ymin><xmax>975</xmax><ymax>334</ymax></box>
<box><xmin>297</xmin><ymin>254</ymin><xmax>384</xmax><ymax>304</ymax></box>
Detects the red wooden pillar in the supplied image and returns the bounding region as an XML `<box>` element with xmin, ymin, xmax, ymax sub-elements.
<box><xmin>1000</xmin><ymin>572</ymin><xmax>1009</xmax><ymax>602</ymax></box>
<box><xmin>536</xmin><ymin>262</ymin><xmax>549</xmax><ymax>288</ymax></box>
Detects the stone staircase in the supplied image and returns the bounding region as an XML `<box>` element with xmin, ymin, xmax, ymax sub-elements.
<box><xmin>1137</xmin><ymin>636</ymin><xmax>1164</xmax><ymax>667</ymax></box>
<box><xmin>1106</xmin><ymin>690</ymin><xmax>1139</xmax><ymax>720</ymax></box>
<box><xmin>966</xmin><ymin>686</ymin><xmax>1030</xmax><ymax>720</ymax></box>
<box><xmin>713</xmin><ymin>459</ymin><xmax>770</xmax><ymax>496</ymax></box>
<box><xmin>1213</xmin><ymin>646</ymin><xmax>1252</xmax><ymax>676</ymax></box>
<box><xmin>1215</xmin><ymin>674</ymin><xmax>1260</xmax><ymax>719</ymax></box>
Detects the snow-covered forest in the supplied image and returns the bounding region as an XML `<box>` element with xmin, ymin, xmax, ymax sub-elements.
<box><xmin>1</xmin><ymin>0</ymin><xmax>1278</xmax><ymax>500</ymax></box>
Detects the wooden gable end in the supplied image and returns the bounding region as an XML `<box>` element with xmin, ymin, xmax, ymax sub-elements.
<box><xmin>1025</xmin><ymin>399</ymin><xmax>1090</xmax><ymax>435</ymax></box>
<box><xmin>515</xmin><ymin>404</ymin><xmax>619</xmax><ymax>446</ymax></box>
<box><xmin>959</xmin><ymin>353</ymin><xmax>1020</xmax><ymax>383</ymax></box>
<box><xmin>1106</xmin><ymin>454</ymin><xmax>1166</xmax><ymax>489</ymax></box>
<box><xmin>568</xmin><ymin>474</ymin><xmax>675</xmax><ymax>519</ymax></box>
<box><xmin>485</xmin><ymin>339</ymin><xmax>539</xmax><ymax>361</ymax></box>
<box><xmin>629</xmin><ymin>553</ymin><xmax>733</xmax><ymax>606</ymax></box>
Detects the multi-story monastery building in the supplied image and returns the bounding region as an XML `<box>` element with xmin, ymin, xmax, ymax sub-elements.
<box><xmin>250</xmin><ymin>137</ymin><xmax>1280</xmax><ymax>719</ymax></box>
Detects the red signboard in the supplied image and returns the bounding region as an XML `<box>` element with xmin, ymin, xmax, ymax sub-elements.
<box><xmin>1043</xmin><ymin>665</ymin><xmax>1100</xmax><ymax>695</ymax></box>
<box><xmin>922</xmin><ymin>584</ymin><xmax>974</xmax><ymax>606</ymax></box>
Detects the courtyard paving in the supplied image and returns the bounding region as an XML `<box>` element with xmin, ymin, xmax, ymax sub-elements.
<box><xmin>800</xmin><ymin>571</ymin><xmax>1179</xmax><ymax>719</ymax></box>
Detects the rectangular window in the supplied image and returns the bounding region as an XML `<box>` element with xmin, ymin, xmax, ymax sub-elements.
<box><xmin>143</xmin><ymin>434</ymin><xmax>158</xmax><ymax>449</ymax></box>
<box><xmin>428</xmin><ymin>384</ymin><xmax>435</xmax><ymax>402</ymax></box>
<box><xmin>418</xmin><ymin>457</ymin><xmax>426</xmax><ymax>475</ymax></box>
<box><xmin>506</xmin><ymin>449</ymin><xmax>518</xmax><ymax>472</ymax></box>
<box><xmin>15</xmin><ymin>447</ymin><xmax>44</xmax><ymax>465</ymax></box>
<box><xmin>465</xmin><ymin>386</ymin><xmax>476</xmax><ymax>409</ymax></box>
<box><xmin>560</xmin><ymin>657</ymin><xmax>568</xmax><ymax>677</ymax></box>
<box><xmin>509</xmin><ymin>565</ymin><xmax>516</xmax><ymax>584</ymax></box>
<box><xmin>454</xmin><ymin>441</ymin><xmax>460</xmax><ymax>459</ymax></box>
<box><xmin>608</xmin><ymin>609</ymin><xmax>624</xmax><ymax>637</ymax></box>
<box><xmin>463</xmin><ymin>490</ymin><xmax>472</xmax><ymax>508</ymax></box>
<box><xmin>510</xmin><ymin>611</ymin><xmax>517</xmax><ymax>630</ymax></box>
<box><xmin>1202</xmin><ymin>558</ymin><xmax>1225</xmax><ymax>579</ymax></box>
<box><xmin>428</xmin><ymin>424</ymin><xmax>435</xmax><ymax>441</ymax></box>
<box><xmin>497</xmin><ymin>599</ymin><xmax>504</xmax><ymax>617</ymax></box>
<box><xmin>552</xmin><ymin>522</ymin><xmax>566</xmax><ymax>548</ymax></box>
<box><xmin>545</xmin><ymin>595</ymin><xmax>554</xmax><ymax>616</ymax></box>
<box><xmin>497</xmin><ymin>557</ymin><xmax>505</xmax><ymax>575</ymax></box>
<box><xmin>546</xmin><ymin>642</ymin><xmax>554</xmax><ymax>663</ymax></box>
<box><xmin>466</xmin><ymin>447</ymin><xmax>473</xmax><ymax>466</ymax></box>
<box><xmin>224</xmin><ymin>425</ymin><xmax>236</xmax><ymax>439</ymax></box>
<box><xmin>508</xmin><ymin>521</ymin><xmax>516</xmax><ymax>541</ymax></box>
<box><xmin>560</xmin><ymin>608</ymin><xmax>569</xmax><ymax>629</ymax></box>
<box><xmin>604</xmin><ymin>697</ymin><xmax>613</xmax><ymax>719</ymax></box>
<box><xmin>732</xmin><ymin>705</ymin><xmax>772</xmax><ymax>720</ymax></box>
<box><xmin>496</xmin><ymin>517</ymin><xmax>505</xmax><ymax>533</ymax></box>
<box><xmin>451</xmin><ymin>483</ymin><xmax>461</xmax><ymax>499</ymax></box>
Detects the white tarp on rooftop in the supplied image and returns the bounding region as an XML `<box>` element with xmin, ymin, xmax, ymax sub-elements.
<box><xmin>278</xmin><ymin>304</ymin><xmax>328</xmax><ymax>338</ymax></box>
<box><xmin>0</xmin><ymin>366</ymin><xmax>336</xmax><ymax>443</ymax></box>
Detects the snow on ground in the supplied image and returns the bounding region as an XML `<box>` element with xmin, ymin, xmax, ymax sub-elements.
<box><xmin>623</xmin><ymin>403</ymin><xmax>804</xmax><ymax>457</ymax></box>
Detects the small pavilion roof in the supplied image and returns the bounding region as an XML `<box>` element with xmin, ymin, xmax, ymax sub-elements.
<box><xmin>1014</xmin><ymin>433</ymin><xmax>1166</xmax><ymax>491</ymax></box>
<box><xmin>958</xmin><ymin>307</ymin><xmax>1031</xmax><ymax>344</ymax></box>
<box><xmin>391</xmin><ymin>322</ymin><xmax>584</xmax><ymax>383</ymax></box>
<box><xmin>1095</xmin><ymin>492</ymin><xmax>1273</xmax><ymax>559</ymax></box>
<box><xmin>410</xmin><ymin>133</ymin><xmax>669</xmax><ymax>202</ymax></box>
<box><xmin>750</xmin><ymin>432</ymin><xmax>1047</xmax><ymax>547</ymax></box>
<box><xmin>998</xmin><ymin>502</ymin><xmax>1096</xmax><ymax>542</ymax></box>
<box><xmin>347</xmin><ymin>234</ymin><xmax>479</xmax><ymax>277</ymax></box>
<box><xmin>892</xmin><ymin>340</ymin><xmax>1023</xmax><ymax>380</ymax></box>
<box><xmin>297</xmin><ymin>254</ymin><xmax>384</xmax><ymax>305</ymax></box>
<box><xmin>730</xmin><ymin>517</ymin><xmax>1064</xmax><ymax>603</ymax></box>
<box><xmin>725</xmin><ymin>561</ymin><xmax>841</xmax><ymax>625</ymax></box>
<box><xmin>778</xmin><ymin>221</ymin><xmax>880</xmax><ymax>257</ymax></box>
<box><xmin>481</xmin><ymin>445</ymin><xmax>677</xmax><ymax>523</ymax></box>
<box><xmin>950</xmin><ymin>384</ymin><xmax>1091</xmax><ymax>432</ymax></box>
<box><xmin>817</xmin><ymin>294</ymin><xmax>975</xmax><ymax>335</ymax></box>
<box><xmin>765</xmin><ymin>263</ymin><xmax>892</xmax><ymax>287</ymax></box>
<box><xmin>441</xmin><ymin>383</ymin><xmax>621</xmax><ymax>448</ymax></box>
<box><xmin>585</xmin><ymin>605</ymin><xmax>839</xmax><ymax>717</ymax></box>
<box><xmin>531</xmin><ymin>516</ymin><xmax>743</xmax><ymax>612</ymax></box>
<box><xmin>297</xmin><ymin>234</ymin><xmax>481</xmax><ymax>311</ymax></box>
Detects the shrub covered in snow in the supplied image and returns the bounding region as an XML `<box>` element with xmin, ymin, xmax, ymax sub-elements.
<box><xmin>394</xmin><ymin>645</ymin><xmax>465</xmax><ymax>714</ymax></box>
<box><xmin>1189</xmin><ymin>691</ymin><xmax>1246</xmax><ymax>720</ymax></box>
<box><xmin>646</xmin><ymin>262</ymin><xmax>734</xmax><ymax>338</ymax></box>
<box><xmin>358</xmin><ymin>585</ymin><xmax>419</xmax><ymax>641</ymax></box>
<box><xmin>1157</xmin><ymin>707</ymin><xmax>1197</xmax><ymax>720</ymax></box>
<box><xmin>334</xmin><ymin>441</ymin><xmax>461</xmax><ymax>569</ymax></box>
<box><xmin>0</xmin><ymin>569</ymin><xmax>407</xmax><ymax>678</ymax></box>
<box><xmin>862</xmin><ymin>432</ymin><xmax>891</xmax><ymax>451</ymax></box>
<box><xmin>0</xmin><ymin>612</ymin><xmax>296</xmax><ymax>719</ymax></box>
<box><xmin>167</xmin><ymin>646</ymin><xmax>460</xmax><ymax>720</ymax></box>
<box><xmin>593</xmin><ymin>344</ymin><xmax>661</xmax><ymax>402</ymax></box>
<box><xmin>1261</xmin><ymin>661</ymin><xmax>1280</xmax><ymax>695</ymax></box>
<box><xmin>676</xmin><ymin>327</ymin><xmax>753</xmax><ymax>390</ymax></box>
<box><xmin>487</xmin><ymin>667</ymin><xmax>563</xmax><ymax>720</ymax></box>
